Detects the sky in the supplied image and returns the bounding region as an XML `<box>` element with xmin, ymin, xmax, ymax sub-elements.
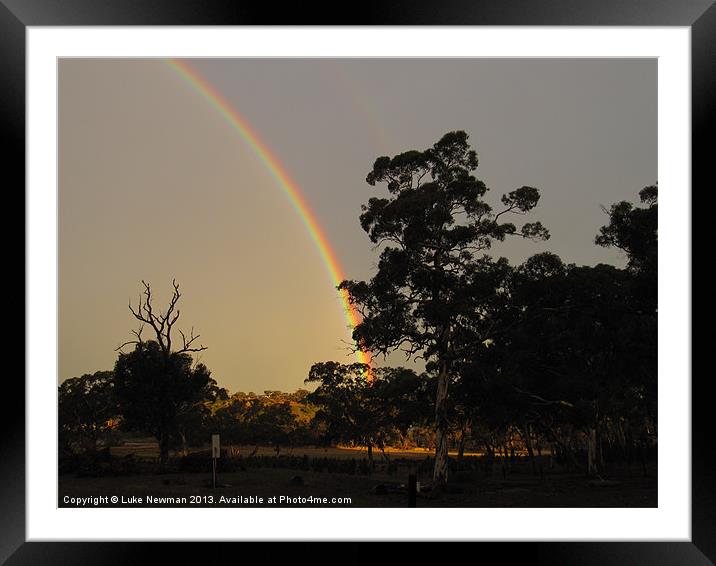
<box><xmin>58</xmin><ymin>58</ymin><xmax>657</xmax><ymax>393</ymax></box>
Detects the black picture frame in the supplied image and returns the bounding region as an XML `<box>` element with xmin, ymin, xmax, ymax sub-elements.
<box><xmin>6</xmin><ymin>1</ymin><xmax>710</xmax><ymax>564</ymax></box>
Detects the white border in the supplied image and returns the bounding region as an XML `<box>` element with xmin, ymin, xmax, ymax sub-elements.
<box><xmin>27</xmin><ymin>27</ymin><xmax>691</xmax><ymax>541</ymax></box>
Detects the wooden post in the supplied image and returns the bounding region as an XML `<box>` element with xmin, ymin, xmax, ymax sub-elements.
<box><xmin>212</xmin><ymin>433</ymin><xmax>220</xmax><ymax>488</ymax></box>
<box><xmin>212</xmin><ymin>456</ymin><xmax>217</xmax><ymax>489</ymax></box>
<box><xmin>408</xmin><ymin>473</ymin><xmax>417</xmax><ymax>507</ymax></box>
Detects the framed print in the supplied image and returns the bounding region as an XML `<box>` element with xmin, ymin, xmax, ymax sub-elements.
<box><xmin>6</xmin><ymin>0</ymin><xmax>712</xmax><ymax>563</ymax></box>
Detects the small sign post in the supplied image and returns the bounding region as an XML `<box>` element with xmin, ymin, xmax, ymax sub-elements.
<box><xmin>211</xmin><ymin>433</ymin><xmax>220</xmax><ymax>488</ymax></box>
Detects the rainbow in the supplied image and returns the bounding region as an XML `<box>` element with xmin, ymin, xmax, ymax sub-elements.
<box><xmin>321</xmin><ymin>60</ymin><xmax>395</xmax><ymax>154</ymax></box>
<box><xmin>166</xmin><ymin>59</ymin><xmax>372</xmax><ymax>373</ymax></box>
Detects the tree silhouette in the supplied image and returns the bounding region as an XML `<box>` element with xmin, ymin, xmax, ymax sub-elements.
<box><xmin>596</xmin><ymin>184</ymin><xmax>657</xmax><ymax>275</ymax></box>
<box><xmin>305</xmin><ymin>362</ymin><xmax>385</xmax><ymax>464</ymax></box>
<box><xmin>117</xmin><ymin>279</ymin><xmax>207</xmax><ymax>357</ymax></box>
<box><xmin>58</xmin><ymin>370</ymin><xmax>119</xmax><ymax>455</ymax></box>
<box><xmin>594</xmin><ymin>184</ymin><xmax>658</xmax><ymax>412</ymax></box>
<box><xmin>479</xmin><ymin>250</ymin><xmax>657</xmax><ymax>474</ymax></box>
<box><xmin>339</xmin><ymin>131</ymin><xmax>549</xmax><ymax>484</ymax></box>
<box><xmin>596</xmin><ymin>184</ymin><xmax>657</xmax><ymax>311</ymax></box>
<box><xmin>114</xmin><ymin>280</ymin><xmax>215</xmax><ymax>468</ymax></box>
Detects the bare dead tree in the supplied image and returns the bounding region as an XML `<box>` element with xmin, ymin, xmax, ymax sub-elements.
<box><xmin>116</xmin><ymin>279</ymin><xmax>207</xmax><ymax>357</ymax></box>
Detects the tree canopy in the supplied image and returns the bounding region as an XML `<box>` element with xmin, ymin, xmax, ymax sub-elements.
<box><xmin>58</xmin><ymin>370</ymin><xmax>119</xmax><ymax>454</ymax></box>
<box><xmin>113</xmin><ymin>280</ymin><xmax>218</xmax><ymax>466</ymax></box>
<box><xmin>340</xmin><ymin>130</ymin><xmax>549</xmax><ymax>483</ymax></box>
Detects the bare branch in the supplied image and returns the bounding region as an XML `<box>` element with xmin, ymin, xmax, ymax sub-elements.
<box><xmin>120</xmin><ymin>280</ymin><xmax>206</xmax><ymax>357</ymax></box>
<box><xmin>178</xmin><ymin>326</ymin><xmax>207</xmax><ymax>354</ymax></box>
<box><xmin>512</xmin><ymin>386</ymin><xmax>575</xmax><ymax>408</ymax></box>
<box><xmin>115</xmin><ymin>340</ymin><xmax>139</xmax><ymax>352</ymax></box>
<box><xmin>132</xmin><ymin>324</ymin><xmax>145</xmax><ymax>342</ymax></box>
<box><xmin>115</xmin><ymin>324</ymin><xmax>146</xmax><ymax>352</ymax></box>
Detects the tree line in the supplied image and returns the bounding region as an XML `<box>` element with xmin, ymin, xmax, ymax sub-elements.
<box><xmin>59</xmin><ymin>131</ymin><xmax>656</xmax><ymax>484</ymax></box>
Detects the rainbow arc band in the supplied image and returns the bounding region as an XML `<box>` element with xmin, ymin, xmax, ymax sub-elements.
<box><xmin>166</xmin><ymin>59</ymin><xmax>372</xmax><ymax>375</ymax></box>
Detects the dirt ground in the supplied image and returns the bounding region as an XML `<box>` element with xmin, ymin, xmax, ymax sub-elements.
<box><xmin>59</xmin><ymin>463</ymin><xmax>657</xmax><ymax>508</ymax></box>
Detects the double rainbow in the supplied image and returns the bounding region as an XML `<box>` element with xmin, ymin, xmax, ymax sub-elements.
<box><xmin>166</xmin><ymin>59</ymin><xmax>371</xmax><ymax>372</ymax></box>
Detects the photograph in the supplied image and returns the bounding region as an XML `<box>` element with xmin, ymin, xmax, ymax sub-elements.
<box><xmin>5</xmin><ymin>0</ymin><xmax>709</xmax><ymax>559</ymax></box>
<box><xmin>57</xmin><ymin>56</ymin><xmax>658</xmax><ymax>509</ymax></box>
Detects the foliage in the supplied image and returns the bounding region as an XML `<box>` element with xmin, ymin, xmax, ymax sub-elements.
<box><xmin>339</xmin><ymin>130</ymin><xmax>549</xmax><ymax>483</ymax></box>
<box><xmin>596</xmin><ymin>184</ymin><xmax>657</xmax><ymax>311</ymax></box>
<box><xmin>304</xmin><ymin>362</ymin><xmax>387</xmax><ymax>457</ymax></box>
<box><xmin>304</xmin><ymin>362</ymin><xmax>431</xmax><ymax>459</ymax></box>
<box><xmin>113</xmin><ymin>280</ymin><xmax>217</xmax><ymax>466</ymax></box>
<box><xmin>59</xmin><ymin>183</ymin><xmax>657</xmax><ymax>482</ymax></box>
<box><xmin>114</xmin><ymin>340</ymin><xmax>220</xmax><ymax>458</ymax></box>
<box><xmin>58</xmin><ymin>370</ymin><xmax>120</xmax><ymax>454</ymax></box>
<box><xmin>208</xmin><ymin>391</ymin><xmax>315</xmax><ymax>450</ymax></box>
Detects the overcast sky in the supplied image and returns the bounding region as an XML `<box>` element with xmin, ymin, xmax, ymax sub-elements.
<box><xmin>59</xmin><ymin>58</ymin><xmax>656</xmax><ymax>393</ymax></box>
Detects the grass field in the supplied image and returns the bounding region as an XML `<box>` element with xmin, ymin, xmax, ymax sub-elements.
<box><xmin>109</xmin><ymin>439</ymin><xmax>488</xmax><ymax>460</ymax></box>
<box><xmin>60</xmin><ymin>439</ymin><xmax>656</xmax><ymax>508</ymax></box>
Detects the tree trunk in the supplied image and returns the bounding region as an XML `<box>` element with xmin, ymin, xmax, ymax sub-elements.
<box><xmin>597</xmin><ymin>422</ymin><xmax>605</xmax><ymax>469</ymax></box>
<box><xmin>587</xmin><ymin>427</ymin><xmax>598</xmax><ymax>476</ymax></box>
<box><xmin>367</xmin><ymin>443</ymin><xmax>373</xmax><ymax>474</ymax></box>
<box><xmin>615</xmin><ymin>419</ymin><xmax>627</xmax><ymax>467</ymax></box>
<box><xmin>433</xmin><ymin>358</ymin><xmax>450</xmax><ymax>486</ymax></box>
<box><xmin>484</xmin><ymin>442</ymin><xmax>494</xmax><ymax>477</ymax></box>
<box><xmin>457</xmin><ymin>428</ymin><xmax>466</xmax><ymax>462</ymax></box>
<box><xmin>180</xmin><ymin>429</ymin><xmax>188</xmax><ymax>458</ymax></box>
<box><xmin>501</xmin><ymin>443</ymin><xmax>507</xmax><ymax>479</ymax></box>
<box><xmin>158</xmin><ymin>429</ymin><xmax>170</xmax><ymax>471</ymax></box>
<box><xmin>535</xmin><ymin>434</ymin><xmax>544</xmax><ymax>478</ymax></box>
<box><xmin>88</xmin><ymin>427</ymin><xmax>98</xmax><ymax>454</ymax></box>
<box><xmin>519</xmin><ymin>423</ymin><xmax>537</xmax><ymax>476</ymax></box>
